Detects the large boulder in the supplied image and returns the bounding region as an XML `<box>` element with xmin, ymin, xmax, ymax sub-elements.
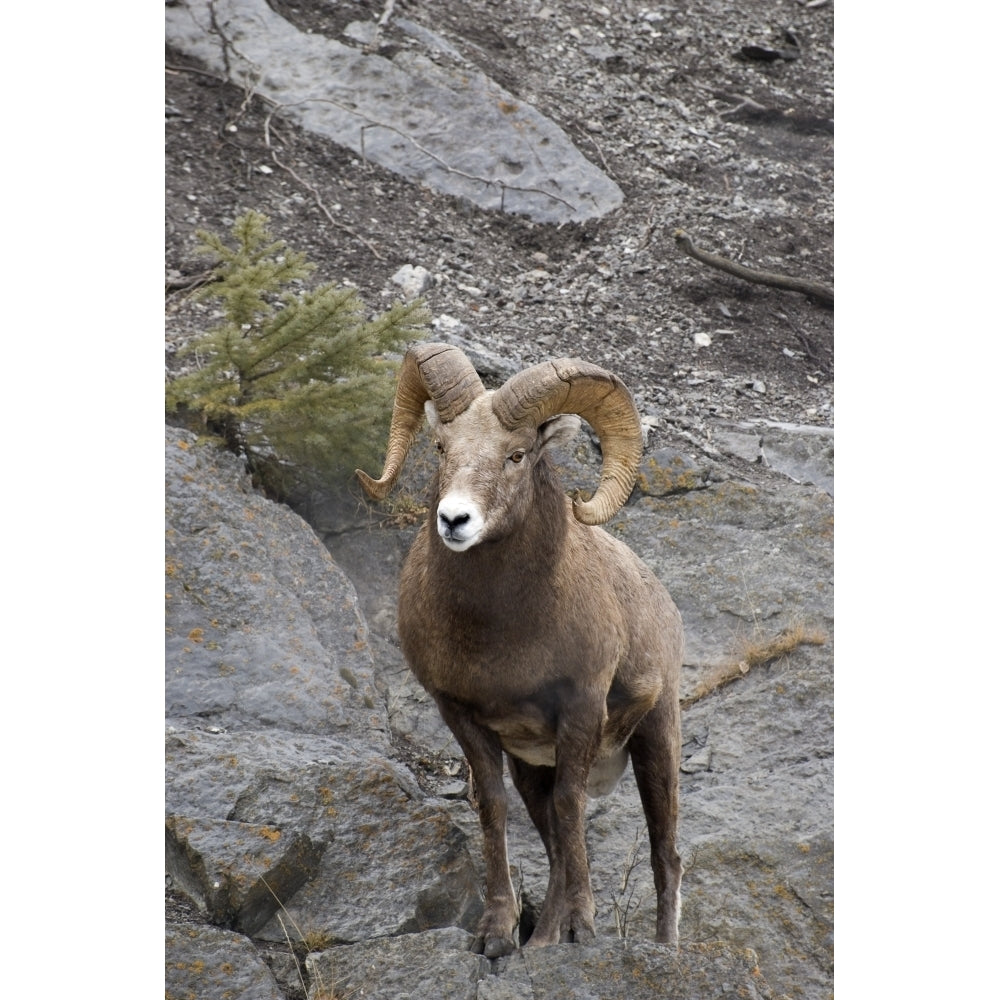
<box><xmin>306</xmin><ymin>934</ymin><xmax>781</xmax><ymax>1000</ymax></box>
<box><xmin>165</xmin><ymin>429</ymin><xmax>384</xmax><ymax>738</ymax></box>
<box><xmin>166</xmin><ymin>923</ymin><xmax>285</xmax><ymax>1000</ymax></box>
<box><xmin>165</xmin><ymin>428</ymin><xmax>483</xmax><ymax>986</ymax></box>
<box><xmin>165</xmin><ymin>0</ymin><xmax>623</xmax><ymax>223</ymax></box>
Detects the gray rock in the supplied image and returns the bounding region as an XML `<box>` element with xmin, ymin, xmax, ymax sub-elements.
<box><xmin>391</xmin><ymin>263</ymin><xmax>433</xmax><ymax>300</ymax></box>
<box><xmin>713</xmin><ymin>421</ymin><xmax>835</xmax><ymax>496</ymax></box>
<box><xmin>306</xmin><ymin>928</ymin><xmax>490</xmax><ymax>1000</ymax></box>
<box><xmin>395</xmin><ymin>17</ymin><xmax>467</xmax><ymax>62</ymax></box>
<box><xmin>486</xmin><ymin>939</ymin><xmax>781</xmax><ymax>999</ymax></box>
<box><xmin>342</xmin><ymin>20</ymin><xmax>379</xmax><ymax>47</ymax></box>
<box><xmin>166</xmin><ymin>813</ymin><xmax>325</xmax><ymax>935</ymax></box>
<box><xmin>166</xmin><ymin>430</ymin><xmax>483</xmax><ymax>979</ymax></box>
<box><xmin>305</xmin><ymin>933</ymin><xmax>781</xmax><ymax>1000</ymax></box>
<box><xmin>165</xmin><ymin>419</ymin><xmax>832</xmax><ymax>999</ymax></box>
<box><xmin>166</xmin><ymin>716</ymin><xmax>484</xmax><ymax>952</ymax></box>
<box><xmin>429</xmin><ymin>317</ymin><xmax>525</xmax><ymax>385</ymax></box>
<box><xmin>165</xmin><ymin>0</ymin><xmax>623</xmax><ymax>222</ymax></box>
<box><xmin>165</xmin><ymin>923</ymin><xmax>285</xmax><ymax>1000</ymax></box>
<box><xmin>165</xmin><ymin>428</ymin><xmax>384</xmax><ymax>738</ymax></box>
<box><xmin>583</xmin><ymin>43</ymin><xmax>626</xmax><ymax>65</ymax></box>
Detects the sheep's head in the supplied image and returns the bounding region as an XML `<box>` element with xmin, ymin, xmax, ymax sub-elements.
<box><xmin>356</xmin><ymin>343</ymin><xmax>643</xmax><ymax>549</ymax></box>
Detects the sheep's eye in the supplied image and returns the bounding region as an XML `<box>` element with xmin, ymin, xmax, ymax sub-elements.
<box><xmin>435</xmin><ymin>440</ymin><xmax>445</xmax><ymax>454</ymax></box>
<box><xmin>509</xmin><ymin>450</ymin><xmax>526</xmax><ymax>464</ymax></box>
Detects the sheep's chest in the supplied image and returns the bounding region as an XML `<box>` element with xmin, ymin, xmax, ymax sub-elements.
<box><xmin>477</xmin><ymin>697</ymin><xmax>630</xmax><ymax>797</ymax></box>
<box><xmin>476</xmin><ymin>702</ymin><xmax>559</xmax><ymax>768</ymax></box>
<box><xmin>464</xmin><ymin>674</ymin><xmax>621</xmax><ymax>772</ymax></box>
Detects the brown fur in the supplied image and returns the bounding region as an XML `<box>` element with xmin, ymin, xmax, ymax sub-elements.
<box><xmin>397</xmin><ymin>396</ymin><xmax>683</xmax><ymax>957</ymax></box>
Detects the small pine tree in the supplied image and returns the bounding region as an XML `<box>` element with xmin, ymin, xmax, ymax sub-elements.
<box><xmin>167</xmin><ymin>211</ymin><xmax>428</xmax><ymax>495</ymax></box>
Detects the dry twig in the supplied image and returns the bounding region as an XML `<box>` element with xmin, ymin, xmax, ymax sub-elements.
<box><xmin>165</xmin><ymin>268</ymin><xmax>218</xmax><ymax>295</ymax></box>
<box><xmin>773</xmin><ymin>309</ymin><xmax>831</xmax><ymax>374</ymax></box>
<box><xmin>611</xmin><ymin>829</ymin><xmax>647</xmax><ymax>941</ymax></box>
<box><xmin>716</xmin><ymin>93</ymin><xmax>769</xmax><ymax>118</ymax></box>
<box><xmin>575</xmin><ymin>124</ymin><xmax>618</xmax><ymax>183</ymax></box>
<box><xmin>357</xmin><ymin>116</ymin><xmax>577</xmax><ymax>214</ymax></box>
<box><xmin>261</xmin><ymin>103</ymin><xmax>387</xmax><ymax>261</ymax></box>
<box><xmin>673</xmin><ymin>229</ymin><xmax>833</xmax><ymax>307</ymax></box>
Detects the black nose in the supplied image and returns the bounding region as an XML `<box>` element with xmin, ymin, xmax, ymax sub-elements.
<box><xmin>439</xmin><ymin>510</ymin><xmax>471</xmax><ymax>532</ymax></box>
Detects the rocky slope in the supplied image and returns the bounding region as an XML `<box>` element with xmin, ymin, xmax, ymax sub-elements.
<box><xmin>165</xmin><ymin>416</ymin><xmax>833</xmax><ymax>999</ymax></box>
<box><xmin>165</xmin><ymin>2</ymin><xmax>834</xmax><ymax>997</ymax></box>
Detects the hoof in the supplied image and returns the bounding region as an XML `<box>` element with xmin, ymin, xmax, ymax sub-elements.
<box><xmin>481</xmin><ymin>934</ymin><xmax>516</xmax><ymax>959</ymax></box>
<box><xmin>655</xmin><ymin>930</ymin><xmax>679</xmax><ymax>952</ymax></box>
<box><xmin>474</xmin><ymin>901</ymin><xmax>519</xmax><ymax>959</ymax></box>
<box><xmin>525</xmin><ymin>911</ymin><xmax>596</xmax><ymax>948</ymax></box>
<box><xmin>568</xmin><ymin>923</ymin><xmax>596</xmax><ymax>945</ymax></box>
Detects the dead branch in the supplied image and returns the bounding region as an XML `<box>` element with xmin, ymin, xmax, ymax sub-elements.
<box><xmin>716</xmin><ymin>93</ymin><xmax>769</xmax><ymax>118</ymax></box>
<box><xmin>356</xmin><ymin>117</ymin><xmax>577</xmax><ymax>214</ymax></box>
<box><xmin>225</xmin><ymin>69</ymin><xmax>261</xmax><ymax>132</ymax></box>
<box><xmin>673</xmin><ymin>229</ymin><xmax>833</xmax><ymax>307</ymax></box>
<box><xmin>165</xmin><ymin>62</ymin><xmax>223</xmax><ymax>82</ymax></box>
<box><xmin>165</xmin><ymin>269</ymin><xmax>218</xmax><ymax>295</ymax></box>
<box><xmin>575</xmin><ymin>124</ymin><xmax>618</xmax><ymax>183</ymax></box>
<box><xmin>772</xmin><ymin>310</ymin><xmax>831</xmax><ymax>374</ymax></box>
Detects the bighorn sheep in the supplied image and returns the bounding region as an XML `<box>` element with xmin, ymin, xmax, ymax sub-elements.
<box><xmin>357</xmin><ymin>343</ymin><xmax>683</xmax><ymax>957</ymax></box>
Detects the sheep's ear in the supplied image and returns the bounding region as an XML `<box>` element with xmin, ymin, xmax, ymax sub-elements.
<box><xmin>424</xmin><ymin>399</ymin><xmax>444</xmax><ymax>435</ymax></box>
<box><xmin>537</xmin><ymin>414</ymin><xmax>582</xmax><ymax>453</ymax></box>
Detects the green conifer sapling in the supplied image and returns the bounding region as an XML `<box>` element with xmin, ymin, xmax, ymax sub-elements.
<box><xmin>166</xmin><ymin>210</ymin><xmax>429</xmax><ymax>494</ymax></box>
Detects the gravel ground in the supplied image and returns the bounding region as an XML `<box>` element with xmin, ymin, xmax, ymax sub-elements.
<box><xmin>166</xmin><ymin>0</ymin><xmax>833</xmax><ymax>460</ymax></box>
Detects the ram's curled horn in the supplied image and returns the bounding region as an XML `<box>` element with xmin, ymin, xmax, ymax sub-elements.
<box><xmin>356</xmin><ymin>342</ymin><xmax>485</xmax><ymax>500</ymax></box>
<box><xmin>492</xmin><ymin>358</ymin><xmax>643</xmax><ymax>525</ymax></box>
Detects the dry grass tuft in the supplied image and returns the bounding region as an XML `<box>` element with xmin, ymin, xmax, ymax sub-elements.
<box><xmin>256</xmin><ymin>872</ymin><xmax>343</xmax><ymax>1000</ymax></box>
<box><xmin>682</xmin><ymin>623</ymin><xmax>827</xmax><ymax>709</ymax></box>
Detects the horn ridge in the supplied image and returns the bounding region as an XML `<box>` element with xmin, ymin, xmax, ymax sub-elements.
<box><xmin>493</xmin><ymin>358</ymin><xmax>642</xmax><ymax>525</ymax></box>
<box><xmin>356</xmin><ymin>343</ymin><xmax>485</xmax><ymax>500</ymax></box>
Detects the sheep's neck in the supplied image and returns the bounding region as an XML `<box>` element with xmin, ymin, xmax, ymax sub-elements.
<box><xmin>429</xmin><ymin>468</ymin><xmax>569</xmax><ymax>625</ymax></box>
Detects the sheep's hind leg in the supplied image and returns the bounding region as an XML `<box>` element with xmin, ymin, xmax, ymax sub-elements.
<box><xmin>628</xmin><ymin>695</ymin><xmax>683</xmax><ymax>949</ymax></box>
<box><xmin>508</xmin><ymin>757</ymin><xmax>562</xmax><ymax>944</ymax></box>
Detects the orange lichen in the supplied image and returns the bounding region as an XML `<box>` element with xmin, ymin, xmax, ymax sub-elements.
<box><xmin>635</xmin><ymin>456</ymin><xmax>702</xmax><ymax>496</ymax></box>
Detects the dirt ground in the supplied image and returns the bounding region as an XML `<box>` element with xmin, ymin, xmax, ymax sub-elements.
<box><xmin>165</xmin><ymin>0</ymin><xmax>833</xmax><ymax>456</ymax></box>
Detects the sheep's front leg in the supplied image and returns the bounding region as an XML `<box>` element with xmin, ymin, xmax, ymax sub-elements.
<box><xmin>525</xmin><ymin>708</ymin><xmax>602</xmax><ymax>948</ymax></box>
<box><xmin>435</xmin><ymin>696</ymin><xmax>520</xmax><ymax>958</ymax></box>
